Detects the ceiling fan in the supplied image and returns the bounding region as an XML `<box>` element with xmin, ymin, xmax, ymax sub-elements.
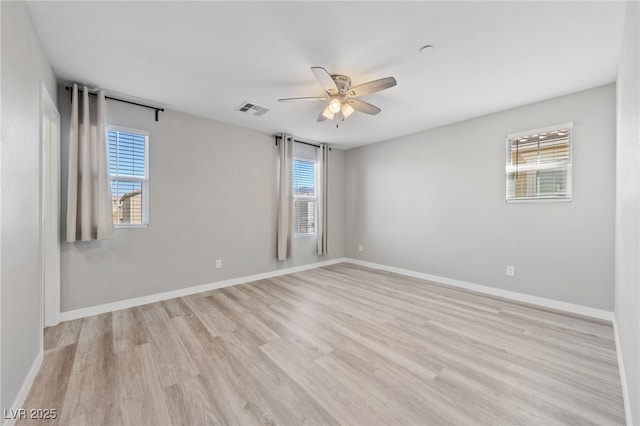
<box><xmin>278</xmin><ymin>67</ymin><xmax>397</xmax><ymax>127</ymax></box>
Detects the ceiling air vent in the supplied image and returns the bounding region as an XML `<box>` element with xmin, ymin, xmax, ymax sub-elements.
<box><xmin>236</xmin><ymin>101</ymin><xmax>269</xmax><ymax>117</ymax></box>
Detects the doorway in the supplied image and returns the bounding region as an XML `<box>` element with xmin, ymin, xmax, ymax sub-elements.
<box><xmin>40</xmin><ymin>82</ymin><xmax>60</xmax><ymax>328</ymax></box>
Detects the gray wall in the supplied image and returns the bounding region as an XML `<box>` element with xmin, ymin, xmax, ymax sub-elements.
<box><xmin>0</xmin><ymin>0</ymin><xmax>57</xmax><ymax>414</ymax></box>
<box><xmin>58</xmin><ymin>92</ymin><xmax>345</xmax><ymax>312</ymax></box>
<box><xmin>615</xmin><ymin>1</ymin><xmax>639</xmax><ymax>423</ymax></box>
<box><xmin>346</xmin><ymin>84</ymin><xmax>615</xmax><ymax>311</ymax></box>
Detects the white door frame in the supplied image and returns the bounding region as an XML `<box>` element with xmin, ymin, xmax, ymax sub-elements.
<box><xmin>40</xmin><ymin>82</ymin><xmax>61</xmax><ymax>329</ymax></box>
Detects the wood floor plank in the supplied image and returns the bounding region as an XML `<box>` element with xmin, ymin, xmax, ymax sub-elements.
<box><xmin>57</xmin><ymin>314</ymin><xmax>118</xmax><ymax>425</ymax></box>
<box><xmin>181</xmin><ymin>293</ymin><xmax>237</xmax><ymax>337</ymax></box>
<box><xmin>112</xmin><ymin>307</ymin><xmax>147</xmax><ymax>353</ymax></box>
<box><xmin>171</xmin><ymin>313</ymin><xmax>259</xmax><ymax>425</ymax></box>
<box><xmin>207</xmin><ymin>292</ymin><xmax>280</xmax><ymax>345</ymax></box>
<box><xmin>139</xmin><ymin>302</ymin><xmax>199</xmax><ymax>388</ymax></box>
<box><xmin>218</xmin><ymin>328</ymin><xmax>340</xmax><ymax>426</ymax></box>
<box><xmin>43</xmin><ymin>319</ymin><xmax>82</xmax><ymax>351</ymax></box>
<box><xmin>163</xmin><ymin>375</ymin><xmax>225</xmax><ymax>426</ymax></box>
<box><xmin>258</xmin><ymin>337</ymin><xmax>399</xmax><ymax>426</ymax></box>
<box><xmin>20</xmin><ymin>263</ymin><xmax>625</xmax><ymax>425</ymax></box>
<box><xmin>161</xmin><ymin>297</ymin><xmax>192</xmax><ymax>319</ymax></box>
<box><xmin>116</xmin><ymin>343</ymin><xmax>174</xmax><ymax>426</ymax></box>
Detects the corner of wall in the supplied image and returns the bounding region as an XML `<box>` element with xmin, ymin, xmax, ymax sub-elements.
<box><xmin>1</xmin><ymin>352</ymin><xmax>43</xmax><ymax>426</ymax></box>
<box><xmin>0</xmin><ymin>0</ymin><xmax>56</xmax><ymax>416</ymax></box>
<box><xmin>612</xmin><ymin>317</ymin><xmax>634</xmax><ymax>426</ymax></box>
<box><xmin>614</xmin><ymin>1</ymin><xmax>640</xmax><ymax>424</ymax></box>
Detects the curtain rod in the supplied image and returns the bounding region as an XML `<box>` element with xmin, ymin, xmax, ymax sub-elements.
<box><xmin>65</xmin><ymin>86</ymin><xmax>164</xmax><ymax>121</ymax></box>
<box><xmin>274</xmin><ymin>135</ymin><xmax>331</xmax><ymax>150</ymax></box>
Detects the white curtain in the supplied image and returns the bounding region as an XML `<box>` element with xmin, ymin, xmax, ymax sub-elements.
<box><xmin>277</xmin><ymin>134</ymin><xmax>294</xmax><ymax>260</ymax></box>
<box><xmin>66</xmin><ymin>84</ymin><xmax>114</xmax><ymax>242</ymax></box>
<box><xmin>317</xmin><ymin>143</ymin><xmax>329</xmax><ymax>255</ymax></box>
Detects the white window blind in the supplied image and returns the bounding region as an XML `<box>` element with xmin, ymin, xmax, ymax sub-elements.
<box><xmin>294</xmin><ymin>159</ymin><xmax>317</xmax><ymax>236</ymax></box>
<box><xmin>506</xmin><ymin>123</ymin><xmax>572</xmax><ymax>202</ymax></box>
<box><xmin>108</xmin><ymin>126</ymin><xmax>149</xmax><ymax>226</ymax></box>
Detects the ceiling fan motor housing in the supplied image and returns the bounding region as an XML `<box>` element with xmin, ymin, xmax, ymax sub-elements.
<box><xmin>331</xmin><ymin>75</ymin><xmax>351</xmax><ymax>94</ymax></box>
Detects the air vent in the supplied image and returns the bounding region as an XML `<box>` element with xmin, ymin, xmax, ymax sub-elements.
<box><xmin>236</xmin><ymin>101</ymin><xmax>269</xmax><ymax>116</ymax></box>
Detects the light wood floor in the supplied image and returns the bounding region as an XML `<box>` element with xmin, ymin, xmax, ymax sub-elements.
<box><xmin>19</xmin><ymin>263</ymin><xmax>625</xmax><ymax>425</ymax></box>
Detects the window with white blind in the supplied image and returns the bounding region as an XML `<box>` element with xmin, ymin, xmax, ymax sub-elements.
<box><xmin>108</xmin><ymin>126</ymin><xmax>149</xmax><ymax>226</ymax></box>
<box><xmin>294</xmin><ymin>159</ymin><xmax>317</xmax><ymax>236</ymax></box>
<box><xmin>506</xmin><ymin>123</ymin><xmax>572</xmax><ymax>202</ymax></box>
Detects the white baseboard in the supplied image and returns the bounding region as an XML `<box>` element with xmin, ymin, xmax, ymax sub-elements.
<box><xmin>612</xmin><ymin>317</ymin><xmax>633</xmax><ymax>426</ymax></box>
<box><xmin>2</xmin><ymin>351</ymin><xmax>43</xmax><ymax>426</ymax></box>
<box><xmin>344</xmin><ymin>258</ymin><xmax>615</xmax><ymax>322</ymax></box>
<box><xmin>60</xmin><ymin>257</ymin><xmax>349</xmax><ymax>322</ymax></box>
<box><xmin>61</xmin><ymin>256</ymin><xmax>614</xmax><ymax>323</ymax></box>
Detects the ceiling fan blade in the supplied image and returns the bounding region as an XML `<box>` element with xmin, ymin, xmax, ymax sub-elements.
<box><xmin>317</xmin><ymin>104</ymin><xmax>334</xmax><ymax>122</ymax></box>
<box><xmin>278</xmin><ymin>96</ymin><xmax>328</xmax><ymax>102</ymax></box>
<box><xmin>311</xmin><ymin>67</ymin><xmax>338</xmax><ymax>94</ymax></box>
<box><xmin>348</xmin><ymin>77</ymin><xmax>397</xmax><ymax>97</ymax></box>
<box><xmin>348</xmin><ymin>99</ymin><xmax>381</xmax><ymax>115</ymax></box>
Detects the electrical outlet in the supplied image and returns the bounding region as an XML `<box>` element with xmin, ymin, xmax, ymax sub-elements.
<box><xmin>216</xmin><ymin>259</ymin><xmax>222</xmax><ymax>269</ymax></box>
<box><xmin>506</xmin><ymin>265</ymin><xmax>515</xmax><ymax>277</ymax></box>
<box><xmin>358</xmin><ymin>244</ymin><xmax>363</xmax><ymax>252</ymax></box>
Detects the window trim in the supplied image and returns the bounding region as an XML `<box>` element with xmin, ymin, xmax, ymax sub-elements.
<box><xmin>109</xmin><ymin>125</ymin><xmax>150</xmax><ymax>228</ymax></box>
<box><xmin>293</xmin><ymin>157</ymin><xmax>318</xmax><ymax>238</ymax></box>
<box><xmin>505</xmin><ymin>122</ymin><xmax>573</xmax><ymax>203</ymax></box>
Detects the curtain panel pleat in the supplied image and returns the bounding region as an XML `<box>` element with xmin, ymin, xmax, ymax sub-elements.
<box><xmin>317</xmin><ymin>143</ymin><xmax>329</xmax><ymax>255</ymax></box>
<box><xmin>66</xmin><ymin>84</ymin><xmax>114</xmax><ymax>242</ymax></box>
<box><xmin>276</xmin><ymin>134</ymin><xmax>294</xmax><ymax>260</ymax></box>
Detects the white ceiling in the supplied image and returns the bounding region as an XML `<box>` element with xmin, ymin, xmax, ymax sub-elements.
<box><xmin>27</xmin><ymin>1</ymin><xmax>626</xmax><ymax>149</ymax></box>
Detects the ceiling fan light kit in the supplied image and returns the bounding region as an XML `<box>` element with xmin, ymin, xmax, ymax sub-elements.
<box><xmin>342</xmin><ymin>103</ymin><xmax>355</xmax><ymax>118</ymax></box>
<box><xmin>278</xmin><ymin>67</ymin><xmax>397</xmax><ymax>128</ymax></box>
<box><xmin>329</xmin><ymin>96</ymin><xmax>342</xmax><ymax>113</ymax></box>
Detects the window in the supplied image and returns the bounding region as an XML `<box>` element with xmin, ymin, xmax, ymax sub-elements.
<box><xmin>294</xmin><ymin>159</ymin><xmax>317</xmax><ymax>236</ymax></box>
<box><xmin>506</xmin><ymin>123</ymin><xmax>572</xmax><ymax>202</ymax></box>
<box><xmin>108</xmin><ymin>126</ymin><xmax>149</xmax><ymax>226</ymax></box>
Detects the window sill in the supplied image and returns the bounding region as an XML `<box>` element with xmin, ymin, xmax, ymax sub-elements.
<box><xmin>115</xmin><ymin>223</ymin><xmax>149</xmax><ymax>229</ymax></box>
<box><xmin>506</xmin><ymin>198</ymin><xmax>571</xmax><ymax>204</ymax></box>
<box><xmin>295</xmin><ymin>233</ymin><xmax>317</xmax><ymax>239</ymax></box>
